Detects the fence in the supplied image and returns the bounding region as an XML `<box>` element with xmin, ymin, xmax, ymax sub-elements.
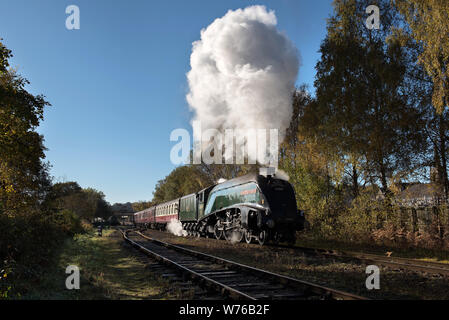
<box><xmin>388</xmin><ymin>206</ymin><xmax>448</xmax><ymax>238</ymax></box>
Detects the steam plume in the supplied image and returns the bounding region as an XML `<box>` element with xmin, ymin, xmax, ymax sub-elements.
<box><xmin>186</xmin><ymin>5</ymin><xmax>299</xmax><ymax>141</ymax></box>
<box><xmin>167</xmin><ymin>219</ymin><xmax>187</xmax><ymax>237</ymax></box>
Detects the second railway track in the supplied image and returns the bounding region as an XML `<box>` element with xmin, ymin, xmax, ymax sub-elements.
<box><xmin>276</xmin><ymin>244</ymin><xmax>449</xmax><ymax>277</ymax></box>
<box><xmin>120</xmin><ymin>229</ymin><xmax>367</xmax><ymax>300</ymax></box>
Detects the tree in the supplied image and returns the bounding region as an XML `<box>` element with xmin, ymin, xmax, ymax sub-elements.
<box><xmin>394</xmin><ymin>0</ymin><xmax>449</xmax><ymax>114</ymax></box>
<box><xmin>311</xmin><ymin>0</ymin><xmax>426</xmax><ymax>197</ymax></box>
<box><xmin>278</xmin><ymin>87</ymin><xmax>344</xmax><ymax>233</ymax></box>
<box><xmin>131</xmin><ymin>201</ymin><xmax>153</xmax><ymax>212</ymax></box>
<box><xmin>0</xmin><ymin>40</ymin><xmax>51</xmax><ymax>215</ymax></box>
<box><xmin>393</xmin><ymin>0</ymin><xmax>449</xmax><ymax>199</ymax></box>
<box><xmin>152</xmin><ymin>165</ymin><xmax>213</xmax><ymax>203</ymax></box>
<box><xmin>49</xmin><ymin>182</ymin><xmax>85</xmax><ymax>217</ymax></box>
<box><xmin>49</xmin><ymin>182</ymin><xmax>111</xmax><ymax>220</ymax></box>
<box><xmin>83</xmin><ymin>188</ymin><xmax>112</xmax><ymax>219</ymax></box>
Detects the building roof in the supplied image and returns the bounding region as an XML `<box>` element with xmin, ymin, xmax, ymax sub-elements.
<box><xmin>397</xmin><ymin>183</ymin><xmax>442</xmax><ymax>200</ymax></box>
<box><xmin>396</xmin><ymin>183</ymin><xmax>444</xmax><ymax>207</ymax></box>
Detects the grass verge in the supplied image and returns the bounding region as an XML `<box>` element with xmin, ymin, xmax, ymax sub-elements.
<box><xmin>18</xmin><ymin>229</ymin><xmax>187</xmax><ymax>299</ymax></box>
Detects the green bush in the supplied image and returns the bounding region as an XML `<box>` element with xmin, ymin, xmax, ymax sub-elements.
<box><xmin>0</xmin><ymin>209</ymin><xmax>87</xmax><ymax>298</ymax></box>
<box><xmin>302</xmin><ymin>192</ymin><xmax>449</xmax><ymax>251</ymax></box>
<box><xmin>336</xmin><ymin>193</ymin><xmax>384</xmax><ymax>242</ymax></box>
<box><xmin>53</xmin><ymin>210</ymin><xmax>84</xmax><ymax>236</ymax></box>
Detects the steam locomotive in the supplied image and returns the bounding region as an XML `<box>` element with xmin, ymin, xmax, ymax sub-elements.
<box><xmin>134</xmin><ymin>169</ymin><xmax>305</xmax><ymax>245</ymax></box>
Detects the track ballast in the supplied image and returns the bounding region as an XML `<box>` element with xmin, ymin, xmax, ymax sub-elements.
<box><xmin>121</xmin><ymin>229</ymin><xmax>367</xmax><ymax>300</ymax></box>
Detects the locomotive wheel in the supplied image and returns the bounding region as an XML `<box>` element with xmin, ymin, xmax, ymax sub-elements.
<box><xmin>257</xmin><ymin>230</ymin><xmax>267</xmax><ymax>245</ymax></box>
<box><xmin>214</xmin><ymin>221</ymin><xmax>223</xmax><ymax>240</ymax></box>
<box><xmin>244</xmin><ymin>230</ymin><xmax>252</xmax><ymax>244</ymax></box>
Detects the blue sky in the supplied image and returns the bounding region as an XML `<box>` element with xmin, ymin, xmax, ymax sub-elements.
<box><xmin>0</xmin><ymin>0</ymin><xmax>333</xmax><ymax>204</ymax></box>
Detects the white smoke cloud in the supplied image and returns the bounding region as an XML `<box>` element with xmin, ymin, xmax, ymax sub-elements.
<box><xmin>186</xmin><ymin>5</ymin><xmax>299</xmax><ymax>142</ymax></box>
<box><xmin>167</xmin><ymin>219</ymin><xmax>187</xmax><ymax>237</ymax></box>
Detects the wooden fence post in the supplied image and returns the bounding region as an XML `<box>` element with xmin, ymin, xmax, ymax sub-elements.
<box><xmin>411</xmin><ymin>207</ymin><xmax>417</xmax><ymax>233</ymax></box>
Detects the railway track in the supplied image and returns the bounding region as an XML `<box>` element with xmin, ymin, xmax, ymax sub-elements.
<box><xmin>120</xmin><ymin>229</ymin><xmax>367</xmax><ymax>300</ymax></box>
<box><xmin>275</xmin><ymin>244</ymin><xmax>449</xmax><ymax>277</ymax></box>
<box><xmin>136</xmin><ymin>225</ymin><xmax>449</xmax><ymax>277</ymax></box>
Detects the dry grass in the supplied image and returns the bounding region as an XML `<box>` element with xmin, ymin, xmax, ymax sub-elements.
<box><xmin>295</xmin><ymin>232</ymin><xmax>449</xmax><ymax>263</ymax></box>
<box><xmin>17</xmin><ymin>229</ymin><xmax>189</xmax><ymax>300</ymax></box>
